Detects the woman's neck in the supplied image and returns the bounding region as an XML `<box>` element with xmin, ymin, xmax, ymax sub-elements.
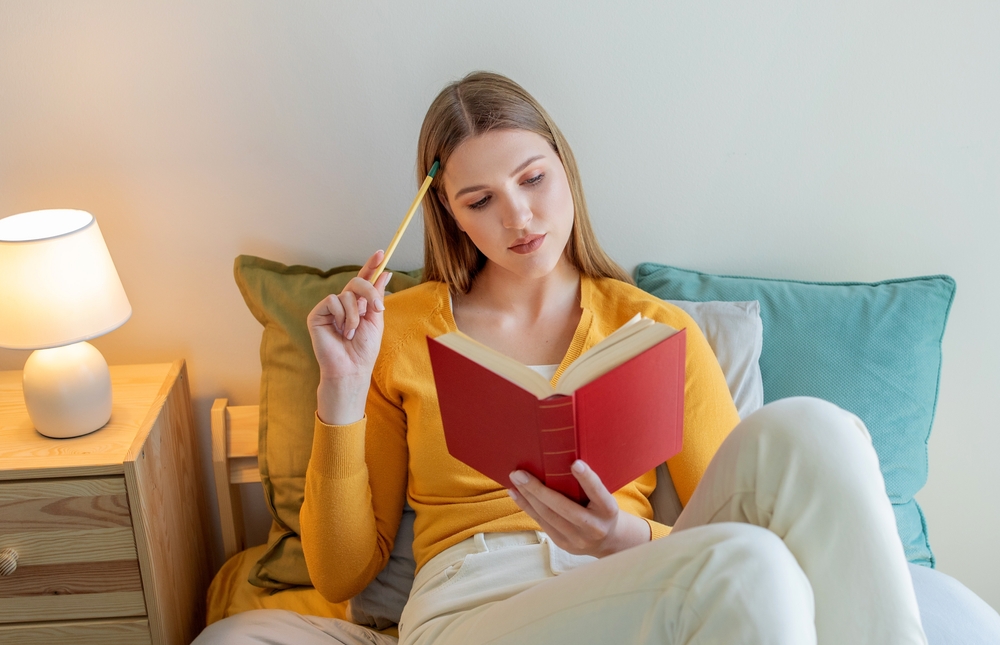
<box><xmin>450</xmin><ymin>257</ymin><xmax>584</xmax><ymax>366</ymax></box>
<box><xmin>461</xmin><ymin>257</ymin><xmax>581</xmax><ymax>324</ymax></box>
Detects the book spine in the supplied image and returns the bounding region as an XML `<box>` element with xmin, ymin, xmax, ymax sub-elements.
<box><xmin>537</xmin><ymin>396</ymin><xmax>583</xmax><ymax>502</ymax></box>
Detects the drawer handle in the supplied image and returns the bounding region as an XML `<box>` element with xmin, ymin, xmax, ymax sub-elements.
<box><xmin>0</xmin><ymin>548</ymin><xmax>17</xmax><ymax>576</ymax></box>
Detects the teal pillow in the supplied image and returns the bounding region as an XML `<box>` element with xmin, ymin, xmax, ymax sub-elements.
<box><xmin>634</xmin><ymin>263</ymin><xmax>956</xmax><ymax>567</ymax></box>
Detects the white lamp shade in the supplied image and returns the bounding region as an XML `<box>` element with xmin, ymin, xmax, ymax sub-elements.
<box><xmin>0</xmin><ymin>209</ymin><xmax>132</xmax><ymax>350</ymax></box>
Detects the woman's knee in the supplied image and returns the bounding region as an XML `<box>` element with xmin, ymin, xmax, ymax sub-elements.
<box><xmin>733</xmin><ymin>397</ymin><xmax>878</xmax><ymax>473</ymax></box>
<box><xmin>745</xmin><ymin>396</ymin><xmax>869</xmax><ymax>443</ymax></box>
<box><xmin>703</xmin><ymin>523</ymin><xmax>806</xmax><ymax>582</ymax></box>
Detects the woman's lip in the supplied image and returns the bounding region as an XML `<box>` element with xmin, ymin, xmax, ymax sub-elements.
<box><xmin>509</xmin><ymin>234</ymin><xmax>545</xmax><ymax>254</ymax></box>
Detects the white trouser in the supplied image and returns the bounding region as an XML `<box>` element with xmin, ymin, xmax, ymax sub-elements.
<box><xmin>398</xmin><ymin>397</ymin><xmax>928</xmax><ymax>645</ymax></box>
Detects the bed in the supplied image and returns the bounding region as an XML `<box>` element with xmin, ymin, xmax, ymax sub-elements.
<box><xmin>198</xmin><ymin>256</ymin><xmax>1000</xmax><ymax>644</ymax></box>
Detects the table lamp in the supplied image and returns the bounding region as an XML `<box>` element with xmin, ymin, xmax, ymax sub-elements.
<box><xmin>0</xmin><ymin>209</ymin><xmax>132</xmax><ymax>438</ymax></box>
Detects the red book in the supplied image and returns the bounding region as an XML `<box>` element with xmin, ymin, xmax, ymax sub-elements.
<box><xmin>427</xmin><ymin>317</ymin><xmax>685</xmax><ymax>504</ymax></box>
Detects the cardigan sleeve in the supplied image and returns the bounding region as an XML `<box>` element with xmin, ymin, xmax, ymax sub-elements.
<box><xmin>300</xmin><ymin>359</ymin><xmax>409</xmax><ymax>602</ymax></box>
<box><xmin>663</xmin><ymin>311</ymin><xmax>741</xmax><ymax>506</ymax></box>
<box><xmin>645</xmin><ymin>517</ymin><xmax>672</xmax><ymax>540</ymax></box>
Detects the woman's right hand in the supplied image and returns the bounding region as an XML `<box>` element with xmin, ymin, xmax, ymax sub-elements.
<box><xmin>307</xmin><ymin>250</ymin><xmax>392</xmax><ymax>424</ymax></box>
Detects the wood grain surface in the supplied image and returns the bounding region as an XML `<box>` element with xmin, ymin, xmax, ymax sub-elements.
<box><xmin>125</xmin><ymin>361</ymin><xmax>212</xmax><ymax>645</ymax></box>
<box><xmin>0</xmin><ymin>617</ymin><xmax>151</xmax><ymax>645</ymax></box>
<box><xmin>0</xmin><ymin>476</ymin><xmax>142</xmax><ymax>623</ymax></box>
<box><xmin>0</xmin><ymin>592</ymin><xmax>147</xmax><ymax>624</ymax></box>
<box><xmin>0</xmin><ymin>618</ymin><xmax>152</xmax><ymax>645</ymax></box>
<box><xmin>0</xmin><ymin>365</ymin><xmax>172</xmax><ymax>480</ymax></box>
<box><xmin>0</xmin><ymin>559</ymin><xmax>142</xmax><ymax>598</ymax></box>
<box><xmin>0</xmin><ymin>362</ymin><xmax>211</xmax><ymax>642</ymax></box>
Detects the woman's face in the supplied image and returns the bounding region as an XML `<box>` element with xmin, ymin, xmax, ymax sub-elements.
<box><xmin>441</xmin><ymin>129</ymin><xmax>575</xmax><ymax>281</ymax></box>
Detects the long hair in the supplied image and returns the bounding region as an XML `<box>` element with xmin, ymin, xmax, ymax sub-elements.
<box><xmin>416</xmin><ymin>71</ymin><xmax>632</xmax><ymax>293</ymax></box>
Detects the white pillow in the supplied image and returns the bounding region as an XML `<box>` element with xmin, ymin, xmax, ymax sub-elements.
<box><xmin>668</xmin><ymin>299</ymin><xmax>763</xmax><ymax>419</ymax></box>
<box><xmin>650</xmin><ymin>300</ymin><xmax>764</xmax><ymax>526</ymax></box>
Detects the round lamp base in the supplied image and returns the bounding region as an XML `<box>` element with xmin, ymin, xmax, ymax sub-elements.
<box><xmin>22</xmin><ymin>342</ymin><xmax>112</xmax><ymax>439</ymax></box>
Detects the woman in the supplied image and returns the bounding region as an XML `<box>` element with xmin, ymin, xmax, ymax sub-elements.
<box><xmin>204</xmin><ymin>72</ymin><xmax>927</xmax><ymax>644</ymax></box>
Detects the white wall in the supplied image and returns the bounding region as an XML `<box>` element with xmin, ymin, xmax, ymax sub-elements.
<box><xmin>2</xmin><ymin>0</ymin><xmax>997</xmax><ymax>611</ymax></box>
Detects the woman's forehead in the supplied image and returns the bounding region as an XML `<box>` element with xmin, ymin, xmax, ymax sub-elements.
<box><xmin>442</xmin><ymin>130</ymin><xmax>554</xmax><ymax>191</ymax></box>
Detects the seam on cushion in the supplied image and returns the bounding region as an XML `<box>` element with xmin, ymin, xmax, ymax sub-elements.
<box><xmin>233</xmin><ymin>260</ymin><xmax>269</xmax><ymax>325</ymax></box>
<box><xmin>920</xmin><ymin>278</ymin><xmax>957</xmax><ymax>488</ymax></box>
<box><xmin>237</xmin><ymin>254</ymin><xmax>364</xmax><ymax>279</ymax></box>
<box><xmin>915</xmin><ymin>500</ymin><xmax>936</xmax><ymax>568</ymax></box>
<box><xmin>258</xmin><ymin>318</ymin><xmax>285</xmax><ymax>527</ymax></box>
<box><xmin>634</xmin><ymin>263</ymin><xmax>956</xmax><ymax>290</ymax></box>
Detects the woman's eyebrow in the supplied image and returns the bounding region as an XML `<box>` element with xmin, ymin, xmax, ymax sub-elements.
<box><xmin>453</xmin><ymin>155</ymin><xmax>546</xmax><ymax>199</ymax></box>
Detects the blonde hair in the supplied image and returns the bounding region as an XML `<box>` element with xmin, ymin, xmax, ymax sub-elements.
<box><xmin>417</xmin><ymin>71</ymin><xmax>632</xmax><ymax>293</ymax></box>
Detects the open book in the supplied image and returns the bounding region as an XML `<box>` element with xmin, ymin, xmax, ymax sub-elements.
<box><xmin>427</xmin><ymin>315</ymin><xmax>686</xmax><ymax>503</ymax></box>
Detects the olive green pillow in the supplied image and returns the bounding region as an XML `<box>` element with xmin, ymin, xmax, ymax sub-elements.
<box><xmin>234</xmin><ymin>255</ymin><xmax>421</xmax><ymax>589</ymax></box>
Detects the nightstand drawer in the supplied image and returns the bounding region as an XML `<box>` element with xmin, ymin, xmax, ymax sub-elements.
<box><xmin>0</xmin><ymin>477</ymin><xmax>146</xmax><ymax>623</ymax></box>
<box><xmin>0</xmin><ymin>617</ymin><xmax>152</xmax><ymax>645</ymax></box>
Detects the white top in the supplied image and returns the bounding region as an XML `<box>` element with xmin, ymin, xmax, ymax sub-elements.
<box><xmin>527</xmin><ymin>363</ymin><xmax>560</xmax><ymax>381</ymax></box>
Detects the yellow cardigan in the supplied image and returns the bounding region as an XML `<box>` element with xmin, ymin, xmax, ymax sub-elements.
<box><xmin>300</xmin><ymin>276</ymin><xmax>740</xmax><ymax>602</ymax></box>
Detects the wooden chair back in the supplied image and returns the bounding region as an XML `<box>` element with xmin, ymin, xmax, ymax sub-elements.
<box><xmin>210</xmin><ymin>399</ymin><xmax>260</xmax><ymax>562</ymax></box>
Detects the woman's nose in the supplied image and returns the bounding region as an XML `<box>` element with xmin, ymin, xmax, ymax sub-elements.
<box><xmin>502</xmin><ymin>194</ymin><xmax>532</xmax><ymax>229</ymax></box>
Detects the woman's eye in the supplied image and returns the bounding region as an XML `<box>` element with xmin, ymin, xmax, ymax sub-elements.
<box><xmin>466</xmin><ymin>174</ymin><xmax>542</xmax><ymax>210</ymax></box>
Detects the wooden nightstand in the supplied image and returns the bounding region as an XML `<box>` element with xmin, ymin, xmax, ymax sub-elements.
<box><xmin>0</xmin><ymin>361</ymin><xmax>212</xmax><ymax>645</ymax></box>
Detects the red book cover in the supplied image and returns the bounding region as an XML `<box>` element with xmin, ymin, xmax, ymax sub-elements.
<box><xmin>427</xmin><ymin>329</ymin><xmax>685</xmax><ymax>503</ymax></box>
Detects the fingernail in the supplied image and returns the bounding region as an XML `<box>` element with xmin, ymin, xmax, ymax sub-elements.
<box><xmin>510</xmin><ymin>471</ymin><xmax>528</xmax><ymax>485</ymax></box>
<box><xmin>385</xmin><ymin>272</ymin><xmax>393</xmax><ymax>283</ymax></box>
<box><xmin>373</xmin><ymin>299</ymin><xmax>384</xmax><ymax>312</ymax></box>
<box><xmin>508</xmin><ymin>488</ymin><xmax>519</xmax><ymax>501</ymax></box>
<box><xmin>346</xmin><ymin>328</ymin><xmax>355</xmax><ymax>340</ymax></box>
<box><xmin>572</xmin><ymin>460</ymin><xmax>586</xmax><ymax>474</ymax></box>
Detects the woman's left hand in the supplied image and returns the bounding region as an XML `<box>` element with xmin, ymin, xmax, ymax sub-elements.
<box><xmin>507</xmin><ymin>460</ymin><xmax>652</xmax><ymax>558</ymax></box>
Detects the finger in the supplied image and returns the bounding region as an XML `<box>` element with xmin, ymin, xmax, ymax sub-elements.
<box><xmin>340</xmin><ymin>290</ymin><xmax>360</xmax><ymax>340</ymax></box>
<box><xmin>309</xmin><ymin>294</ymin><xmax>345</xmax><ymax>333</ymax></box>
<box><xmin>511</xmin><ymin>470</ymin><xmax>591</xmax><ymax>538</ymax></box>
<box><xmin>357</xmin><ymin>250</ymin><xmax>385</xmax><ymax>283</ymax></box>
<box><xmin>508</xmin><ymin>487</ymin><xmax>571</xmax><ymax>544</ymax></box>
<box><xmin>514</xmin><ymin>479</ymin><xmax>589</xmax><ymax>541</ymax></box>
<box><xmin>345</xmin><ymin>276</ymin><xmax>387</xmax><ymax>317</ymax></box>
<box><xmin>357</xmin><ymin>297</ymin><xmax>368</xmax><ymax>319</ymax></box>
<box><xmin>570</xmin><ymin>461</ymin><xmax>619</xmax><ymax>519</ymax></box>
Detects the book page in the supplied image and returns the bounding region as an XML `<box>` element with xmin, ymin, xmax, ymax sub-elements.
<box><xmin>431</xmin><ymin>332</ymin><xmax>554</xmax><ymax>398</ymax></box>
<box><xmin>568</xmin><ymin>313</ymin><xmax>649</xmax><ymax>365</ymax></box>
<box><xmin>432</xmin><ymin>314</ymin><xmax>678</xmax><ymax>400</ymax></box>
<box><xmin>555</xmin><ymin>318</ymin><xmax>678</xmax><ymax>395</ymax></box>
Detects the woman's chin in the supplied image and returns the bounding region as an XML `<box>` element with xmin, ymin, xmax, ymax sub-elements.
<box><xmin>484</xmin><ymin>253</ymin><xmax>567</xmax><ymax>282</ymax></box>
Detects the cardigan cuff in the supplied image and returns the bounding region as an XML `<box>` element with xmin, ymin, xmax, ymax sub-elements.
<box><xmin>310</xmin><ymin>413</ymin><xmax>367</xmax><ymax>479</ymax></box>
<box><xmin>646</xmin><ymin>517</ymin><xmax>672</xmax><ymax>541</ymax></box>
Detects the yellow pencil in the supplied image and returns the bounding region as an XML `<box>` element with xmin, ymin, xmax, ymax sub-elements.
<box><xmin>371</xmin><ymin>160</ymin><xmax>440</xmax><ymax>283</ymax></box>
